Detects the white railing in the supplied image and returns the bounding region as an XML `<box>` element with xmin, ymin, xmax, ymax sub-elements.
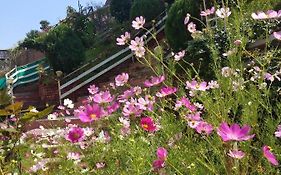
<box><xmin>60</xmin><ymin>15</ymin><xmax>167</xmax><ymax>100</ymax></box>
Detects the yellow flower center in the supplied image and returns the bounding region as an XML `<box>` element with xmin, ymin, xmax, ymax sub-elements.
<box><xmin>142</xmin><ymin>124</ymin><xmax>148</xmax><ymax>129</ymax></box>
<box><xmin>90</xmin><ymin>114</ymin><xmax>97</xmax><ymax>120</ymax></box>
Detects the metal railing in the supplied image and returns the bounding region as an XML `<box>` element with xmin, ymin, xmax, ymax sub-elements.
<box><xmin>59</xmin><ymin>13</ymin><xmax>167</xmax><ymax>100</ymax></box>
<box><xmin>4</xmin><ymin>58</ymin><xmax>50</xmax><ymax>88</ymax></box>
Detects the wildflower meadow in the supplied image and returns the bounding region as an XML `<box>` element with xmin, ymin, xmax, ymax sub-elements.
<box><xmin>1</xmin><ymin>1</ymin><xmax>281</xmax><ymax>174</ymax></box>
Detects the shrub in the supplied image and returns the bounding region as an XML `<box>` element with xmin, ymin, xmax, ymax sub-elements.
<box><xmin>130</xmin><ymin>0</ymin><xmax>165</xmax><ymax>22</ymax></box>
<box><xmin>42</xmin><ymin>24</ymin><xmax>85</xmax><ymax>74</ymax></box>
<box><xmin>165</xmin><ymin>0</ymin><xmax>201</xmax><ymax>51</ymax></box>
<box><xmin>110</xmin><ymin>0</ymin><xmax>132</xmax><ymax>23</ymax></box>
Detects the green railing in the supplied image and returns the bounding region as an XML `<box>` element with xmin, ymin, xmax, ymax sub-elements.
<box><xmin>0</xmin><ymin>58</ymin><xmax>50</xmax><ymax>89</ymax></box>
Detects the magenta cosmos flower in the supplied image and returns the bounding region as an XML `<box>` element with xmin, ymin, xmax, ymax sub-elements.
<box><xmin>153</xmin><ymin>159</ymin><xmax>165</xmax><ymax>171</ymax></box>
<box><xmin>195</xmin><ymin>121</ymin><xmax>213</xmax><ymax>135</ymax></box>
<box><xmin>153</xmin><ymin>147</ymin><xmax>168</xmax><ymax>171</ymax></box>
<box><xmin>228</xmin><ymin>150</ymin><xmax>245</xmax><ymax>159</ymax></box>
<box><xmin>115</xmin><ymin>73</ymin><xmax>129</xmax><ymax>86</ymax></box>
<box><xmin>66</xmin><ymin>127</ymin><xmax>84</xmax><ymax>143</ymax></box>
<box><xmin>144</xmin><ymin>75</ymin><xmax>165</xmax><ymax>87</ymax></box>
<box><xmin>263</xmin><ymin>145</ymin><xmax>279</xmax><ymax>166</ymax></box>
<box><xmin>140</xmin><ymin>117</ymin><xmax>157</xmax><ymax>132</ymax></box>
<box><xmin>78</xmin><ymin>104</ymin><xmax>103</xmax><ymax>123</ymax></box>
<box><xmin>156</xmin><ymin>86</ymin><xmax>177</xmax><ymax>97</ymax></box>
<box><xmin>217</xmin><ymin>122</ymin><xmax>255</xmax><ymax>142</ymax></box>
<box><xmin>93</xmin><ymin>91</ymin><xmax>114</xmax><ymax>104</ymax></box>
<box><xmin>157</xmin><ymin>147</ymin><xmax>168</xmax><ymax>160</ymax></box>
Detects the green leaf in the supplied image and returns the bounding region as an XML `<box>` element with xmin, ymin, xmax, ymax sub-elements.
<box><xmin>0</xmin><ymin>128</ymin><xmax>18</xmax><ymax>133</ymax></box>
<box><xmin>20</xmin><ymin>106</ymin><xmax>54</xmax><ymax>122</ymax></box>
<box><xmin>0</xmin><ymin>109</ymin><xmax>12</xmax><ymax>116</ymax></box>
<box><xmin>5</xmin><ymin>102</ymin><xmax>23</xmax><ymax>113</ymax></box>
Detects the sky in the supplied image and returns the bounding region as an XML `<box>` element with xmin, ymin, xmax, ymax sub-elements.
<box><xmin>0</xmin><ymin>0</ymin><xmax>106</xmax><ymax>50</ymax></box>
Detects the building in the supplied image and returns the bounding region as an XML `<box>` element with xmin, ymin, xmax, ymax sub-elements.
<box><xmin>0</xmin><ymin>50</ymin><xmax>10</xmax><ymax>74</ymax></box>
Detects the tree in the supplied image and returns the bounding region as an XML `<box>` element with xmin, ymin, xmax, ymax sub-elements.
<box><xmin>130</xmin><ymin>0</ymin><xmax>165</xmax><ymax>22</ymax></box>
<box><xmin>39</xmin><ymin>20</ymin><xmax>50</xmax><ymax>31</ymax></box>
<box><xmin>165</xmin><ymin>0</ymin><xmax>201</xmax><ymax>51</ymax></box>
<box><xmin>19</xmin><ymin>30</ymin><xmax>42</xmax><ymax>50</ymax></box>
<box><xmin>42</xmin><ymin>24</ymin><xmax>86</xmax><ymax>74</ymax></box>
<box><xmin>110</xmin><ymin>0</ymin><xmax>132</xmax><ymax>23</ymax></box>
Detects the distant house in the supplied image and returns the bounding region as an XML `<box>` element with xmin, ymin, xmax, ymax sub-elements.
<box><xmin>0</xmin><ymin>50</ymin><xmax>10</xmax><ymax>74</ymax></box>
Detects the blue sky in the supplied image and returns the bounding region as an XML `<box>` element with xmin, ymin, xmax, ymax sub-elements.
<box><xmin>0</xmin><ymin>0</ymin><xmax>105</xmax><ymax>50</ymax></box>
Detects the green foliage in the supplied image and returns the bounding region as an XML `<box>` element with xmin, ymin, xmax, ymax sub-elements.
<box><xmin>165</xmin><ymin>0</ymin><xmax>201</xmax><ymax>51</ymax></box>
<box><xmin>110</xmin><ymin>0</ymin><xmax>132</xmax><ymax>23</ymax></box>
<box><xmin>130</xmin><ymin>0</ymin><xmax>165</xmax><ymax>22</ymax></box>
<box><xmin>39</xmin><ymin>20</ymin><xmax>50</xmax><ymax>31</ymax></box>
<box><xmin>64</xmin><ymin>6</ymin><xmax>96</xmax><ymax>48</ymax></box>
<box><xmin>42</xmin><ymin>24</ymin><xmax>86</xmax><ymax>74</ymax></box>
<box><xmin>0</xmin><ymin>89</ymin><xmax>11</xmax><ymax>108</ymax></box>
<box><xmin>19</xmin><ymin>30</ymin><xmax>42</xmax><ymax>49</ymax></box>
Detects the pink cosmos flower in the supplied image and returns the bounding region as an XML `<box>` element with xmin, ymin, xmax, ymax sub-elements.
<box><xmin>157</xmin><ymin>147</ymin><xmax>168</xmax><ymax>160</ymax></box>
<box><xmin>217</xmin><ymin>122</ymin><xmax>255</xmax><ymax>142</ymax></box>
<box><xmin>137</xmin><ymin>95</ymin><xmax>155</xmax><ymax>111</ymax></box>
<box><xmin>251</xmin><ymin>10</ymin><xmax>281</xmax><ymax>20</ymax></box>
<box><xmin>264</xmin><ymin>73</ymin><xmax>274</xmax><ymax>82</ymax></box>
<box><xmin>116</xmin><ymin>32</ymin><xmax>131</xmax><ymax>45</ymax></box>
<box><xmin>186</xmin><ymin>80</ymin><xmax>209</xmax><ymax>91</ymax></box>
<box><xmin>175</xmin><ymin>97</ymin><xmax>196</xmax><ymax>111</ymax></box>
<box><xmin>115</xmin><ymin>73</ymin><xmax>129</xmax><ymax>86</ymax></box>
<box><xmin>174</xmin><ymin>50</ymin><xmax>185</xmax><ymax>61</ymax></box>
<box><xmin>274</xmin><ymin>125</ymin><xmax>281</xmax><ymax>138</ymax></box>
<box><xmin>184</xmin><ymin>13</ymin><xmax>190</xmax><ymax>25</ymax></box>
<box><xmin>132</xmin><ymin>16</ymin><xmax>145</xmax><ymax>30</ymax></box>
<box><xmin>77</xmin><ymin>104</ymin><xmax>103</xmax><ymax>123</ymax></box>
<box><xmin>67</xmin><ymin>152</ymin><xmax>81</xmax><ymax>161</ymax></box>
<box><xmin>273</xmin><ymin>31</ymin><xmax>281</xmax><ymax>40</ymax></box>
<box><xmin>228</xmin><ymin>150</ymin><xmax>245</xmax><ymax>159</ymax></box>
<box><xmin>129</xmin><ymin>37</ymin><xmax>145</xmax><ymax>57</ymax></box>
<box><xmin>263</xmin><ymin>145</ymin><xmax>279</xmax><ymax>166</ymax></box>
<box><xmin>187</xmin><ymin>22</ymin><xmax>197</xmax><ymax>33</ymax></box>
<box><xmin>118</xmin><ymin>89</ymin><xmax>135</xmax><ymax>102</ymax></box>
<box><xmin>66</xmin><ymin>127</ymin><xmax>84</xmax><ymax>143</ymax></box>
<box><xmin>234</xmin><ymin>39</ymin><xmax>242</xmax><ymax>46</ymax></box>
<box><xmin>93</xmin><ymin>91</ymin><xmax>114</xmax><ymax>103</ymax></box>
<box><xmin>216</xmin><ymin>7</ymin><xmax>231</xmax><ymax>18</ymax></box>
<box><xmin>208</xmin><ymin>80</ymin><xmax>219</xmax><ymax>89</ymax></box>
<box><xmin>186</xmin><ymin>112</ymin><xmax>202</xmax><ymax>128</ymax></box>
<box><xmin>200</xmin><ymin>7</ymin><xmax>215</xmax><ymax>16</ymax></box>
<box><xmin>88</xmin><ymin>84</ymin><xmax>99</xmax><ymax>95</ymax></box>
<box><xmin>96</xmin><ymin>162</ymin><xmax>106</xmax><ymax>169</ymax></box>
<box><xmin>122</xmin><ymin>99</ymin><xmax>143</xmax><ymax>117</ymax></box>
<box><xmin>144</xmin><ymin>75</ymin><xmax>165</xmax><ymax>87</ymax></box>
<box><xmin>156</xmin><ymin>86</ymin><xmax>177</xmax><ymax>97</ymax></box>
<box><xmin>140</xmin><ymin>117</ymin><xmax>157</xmax><ymax>132</ymax></box>
<box><xmin>195</xmin><ymin>121</ymin><xmax>213</xmax><ymax>135</ymax></box>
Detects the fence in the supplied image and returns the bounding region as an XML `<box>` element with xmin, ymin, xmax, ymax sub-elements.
<box><xmin>59</xmin><ymin>13</ymin><xmax>167</xmax><ymax>100</ymax></box>
<box><xmin>1</xmin><ymin>58</ymin><xmax>50</xmax><ymax>89</ymax></box>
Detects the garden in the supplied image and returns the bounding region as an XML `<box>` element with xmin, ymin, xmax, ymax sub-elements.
<box><xmin>1</xmin><ymin>0</ymin><xmax>281</xmax><ymax>174</ymax></box>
